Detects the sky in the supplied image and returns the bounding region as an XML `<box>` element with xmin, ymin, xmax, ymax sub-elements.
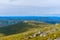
<box><xmin>0</xmin><ymin>0</ymin><xmax>60</xmax><ymax>16</ymax></box>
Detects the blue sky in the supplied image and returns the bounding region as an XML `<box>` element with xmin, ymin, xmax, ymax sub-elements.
<box><xmin>0</xmin><ymin>0</ymin><xmax>60</xmax><ymax>16</ymax></box>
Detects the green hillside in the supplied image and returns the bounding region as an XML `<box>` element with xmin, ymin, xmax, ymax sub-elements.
<box><xmin>0</xmin><ymin>21</ymin><xmax>49</xmax><ymax>35</ymax></box>
<box><xmin>0</xmin><ymin>21</ymin><xmax>60</xmax><ymax>40</ymax></box>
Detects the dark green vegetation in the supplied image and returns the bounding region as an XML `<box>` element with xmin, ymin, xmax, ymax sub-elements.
<box><xmin>0</xmin><ymin>21</ymin><xmax>60</xmax><ymax>40</ymax></box>
<box><xmin>0</xmin><ymin>21</ymin><xmax>49</xmax><ymax>35</ymax></box>
<box><xmin>0</xmin><ymin>21</ymin><xmax>35</xmax><ymax>35</ymax></box>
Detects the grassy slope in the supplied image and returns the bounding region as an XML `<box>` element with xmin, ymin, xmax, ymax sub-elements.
<box><xmin>0</xmin><ymin>21</ymin><xmax>49</xmax><ymax>35</ymax></box>
<box><xmin>0</xmin><ymin>21</ymin><xmax>60</xmax><ymax>40</ymax></box>
<box><xmin>0</xmin><ymin>21</ymin><xmax>36</xmax><ymax>35</ymax></box>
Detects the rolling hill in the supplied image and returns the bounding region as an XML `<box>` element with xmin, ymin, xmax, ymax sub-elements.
<box><xmin>0</xmin><ymin>21</ymin><xmax>49</xmax><ymax>35</ymax></box>
<box><xmin>0</xmin><ymin>21</ymin><xmax>60</xmax><ymax>40</ymax></box>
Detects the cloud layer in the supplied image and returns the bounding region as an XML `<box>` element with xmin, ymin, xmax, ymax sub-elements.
<box><xmin>0</xmin><ymin>0</ymin><xmax>60</xmax><ymax>7</ymax></box>
<box><xmin>4</xmin><ymin>0</ymin><xmax>60</xmax><ymax>7</ymax></box>
<box><xmin>0</xmin><ymin>0</ymin><xmax>60</xmax><ymax>16</ymax></box>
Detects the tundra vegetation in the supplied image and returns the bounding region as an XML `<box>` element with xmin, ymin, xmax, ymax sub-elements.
<box><xmin>0</xmin><ymin>21</ymin><xmax>60</xmax><ymax>40</ymax></box>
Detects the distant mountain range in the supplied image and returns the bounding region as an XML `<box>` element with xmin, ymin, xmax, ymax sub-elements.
<box><xmin>0</xmin><ymin>16</ymin><xmax>60</xmax><ymax>27</ymax></box>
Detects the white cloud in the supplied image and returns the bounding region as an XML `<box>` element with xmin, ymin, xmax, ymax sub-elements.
<box><xmin>0</xmin><ymin>0</ymin><xmax>60</xmax><ymax>16</ymax></box>
<box><xmin>49</xmin><ymin>10</ymin><xmax>60</xmax><ymax>15</ymax></box>
<box><xmin>0</xmin><ymin>0</ymin><xmax>60</xmax><ymax>7</ymax></box>
<box><xmin>5</xmin><ymin>0</ymin><xmax>58</xmax><ymax>7</ymax></box>
<box><xmin>9</xmin><ymin>0</ymin><xmax>60</xmax><ymax>7</ymax></box>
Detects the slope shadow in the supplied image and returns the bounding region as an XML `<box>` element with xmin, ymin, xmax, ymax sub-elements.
<box><xmin>0</xmin><ymin>21</ymin><xmax>34</xmax><ymax>35</ymax></box>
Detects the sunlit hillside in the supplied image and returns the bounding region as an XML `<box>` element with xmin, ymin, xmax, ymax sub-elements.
<box><xmin>0</xmin><ymin>21</ymin><xmax>60</xmax><ymax>40</ymax></box>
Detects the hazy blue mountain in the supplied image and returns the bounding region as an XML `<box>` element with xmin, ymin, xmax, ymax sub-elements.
<box><xmin>0</xmin><ymin>16</ymin><xmax>60</xmax><ymax>27</ymax></box>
